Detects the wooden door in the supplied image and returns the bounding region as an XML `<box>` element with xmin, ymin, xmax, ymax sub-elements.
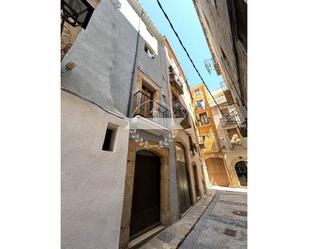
<box><xmin>175</xmin><ymin>144</ymin><xmax>192</xmax><ymax>214</ymax></box>
<box><xmin>206</xmin><ymin>158</ymin><xmax>229</xmax><ymax>187</ymax></box>
<box><xmin>129</xmin><ymin>151</ymin><xmax>161</xmax><ymax>240</ymax></box>
<box><xmin>141</xmin><ymin>85</ymin><xmax>154</xmax><ymax>118</ymax></box>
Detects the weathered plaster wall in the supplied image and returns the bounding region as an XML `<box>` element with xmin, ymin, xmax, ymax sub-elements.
<box><xmin>61</xmin><ymin>90</ymin><xmax>129</xmax><ymax>249</ymax></box>
<box><xmin>61</xmin><ymin>0</ymin><xmax>169</xmax><ymax>117</ymax></box>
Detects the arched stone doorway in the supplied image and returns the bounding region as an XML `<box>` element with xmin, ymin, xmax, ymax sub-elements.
<box><xmin>205</xmin><ymin>157</ymin><xmax>230</xmax><ymax>187</ymax></box>
<box><xmin>129</xmin><ymin>150</ymin><xmax>161</xmax><ymax>240</ymax></box>
<box><xmin>235</xmin><ymin>161</ymin><xmax>247</xmax><ymax>186</ymax></box>
<box><xmin>119</xmin><ymin>140</ymin><xmax>170</xmax><ymax>249</ymax></box>
<box><xmin>175</xmin><ymin>143</ymin><xmax>192</xmax><ymax>214</ymax></box>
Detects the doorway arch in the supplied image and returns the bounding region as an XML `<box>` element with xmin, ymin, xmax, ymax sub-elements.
<box><xmin>205</xmin><ymin>157</ymin><xmax>229</xmax><ymax>186</ymax></box>
<box><xmin>235</xmin><ymin>161</ymin><xmax>247</xmax><ymax>186</ymax></box>
<box><xmin>175</xmin><ymin>143</ymin><xmax>192</xmax><ymax>214</ymax></box>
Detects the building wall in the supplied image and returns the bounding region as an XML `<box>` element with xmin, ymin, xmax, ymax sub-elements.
<box><xmin>61</xmin><ymin>0</ymin><xmax>169</xmax><ymax>117</ymax></box>
<box><xmin>192</xmin><ymin>0</ymin><xmax>247</xmax><ymax>119</ymax></box>
<box><xmin>164</xmin><ymin>39</ymin><xmax>206</xmax><ymax>203</ymax></box>
<box><xmin>191</xmin><ymin>84</ymin><xmax>221</xmax><ymax>154</ymax></box>
<box><xmin>61</xmin><ymin>90</ymin><xmax>129</xmax><ymax>249</ymax></box>
<box><xmin>210</xmin><ymin>89</ymin><xmax>247</xmax><ymax>187</ymax></box>
<box><xmin>61</xmin><ymin>2</ymin><xmax>176</xmax><ymax>248</ymax></box>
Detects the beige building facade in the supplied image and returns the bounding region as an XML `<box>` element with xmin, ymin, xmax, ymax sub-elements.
<box><xmin>208</xmin><ymin>87</ymin><xmax>247</xmax><ymax>187</ymax></box>
<box><xmin>191</xmin><ymin>84</ymin><xmax>247</xmax><ymax>188</ymax></box>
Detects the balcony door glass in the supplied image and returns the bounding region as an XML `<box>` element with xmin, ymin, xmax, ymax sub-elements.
<box><xmin>141</xmin><ymin>85</ymin><xmax>154</xmax><ymax>118</ymax></box>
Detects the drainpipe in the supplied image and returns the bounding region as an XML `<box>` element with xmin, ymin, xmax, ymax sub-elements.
<box><xmin>127</xmin><ymin>11</ymin><xmax>144</xmax><ymax>117</ymax></box>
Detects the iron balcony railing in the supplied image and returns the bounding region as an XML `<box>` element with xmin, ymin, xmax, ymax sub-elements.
<box><xmin>133</xmin><ymin>91</ymin><xmax>170</xmax><ymax>128</ymax></box>
<box><xmin>238</xmin><ymin>120</ymin><xmax>247</xmax><ymax>137</ymax></box>
<box><xmin>172</xmin><ymin>96</ymin><xmax>191</xmax><ymax>129</ymax></box>
<box><xmin>220</xmin><ymin>110</ymin><xmax>241</xmax><ymax>127</ymax></box>
<box><xmin>168</xmin><ymin>66</ymin><xmax>184</xmax><ymax>95</ymax></box>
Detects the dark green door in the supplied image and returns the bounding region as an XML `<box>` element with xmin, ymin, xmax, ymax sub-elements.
<box><xmin>175</xmin><ymin>144</ymin><xmax>192</xmax><ymax>214</ymax></box>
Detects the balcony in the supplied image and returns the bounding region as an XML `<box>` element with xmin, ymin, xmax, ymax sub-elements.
<box><xmin>168</xmin><ymin>66</ymin><xmax>184</xmax><ymax>95</ymax></box>
<box><xmin>172</xmin><ymin>96</ymin><xmax>191</xmax><ymax>129</ymax></box>
<box><xmin>238</xmin><ymin>121</ymin><xmax>247</xmax><ymax>137</ymax></box>
<box><xmin>132</xmin><ymin>91</ymin><xmax>170</xmax><ymax>132</ymax></box>
<box><xmin>220</xmin><ymin>111</ymin><xmax>240</xmax><ymax>128</ymax></box>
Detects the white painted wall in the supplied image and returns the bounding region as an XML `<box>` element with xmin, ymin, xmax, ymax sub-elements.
<box><xmin>119</xmin><ymin>0</ymin><xmax>158</xmax><ymax>54</ymax></box>
<box><xmin>61</xmin><ymin>90</ymin><xmax>129</xmax><ymax>249</ymax></box>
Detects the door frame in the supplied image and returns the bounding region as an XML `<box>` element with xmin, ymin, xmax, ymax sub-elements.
<box><xmin>119</xmin><ymin>140</ymin><xmax>170</xmax><ymax>249</ymax></box>
<box><xmin>175</xmin><ymin>142</ymin><xmax>193</xmax><ymax>214</ymax></box>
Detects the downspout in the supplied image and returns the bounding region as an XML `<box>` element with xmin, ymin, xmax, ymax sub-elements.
<box><xmin>127</xmin><ymin>11</ymin><xmax>144</xmax><ymax>117</ymax></box>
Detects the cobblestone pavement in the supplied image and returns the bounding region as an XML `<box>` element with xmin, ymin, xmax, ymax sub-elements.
<box><xmin>178</xmin><ymin>190</ymin><xmax>247</xmax><ymax>249</ymax></box>
<box><xmin>139</xmin><ymin>192</ymin><xmax>216</xmax><ymax>249</ymax></box>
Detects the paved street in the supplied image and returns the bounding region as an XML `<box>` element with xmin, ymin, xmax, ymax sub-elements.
<box><xmin>178</xmin><ymin>190</ymin><xmax>247</xmax><ymax>249</ymax></box>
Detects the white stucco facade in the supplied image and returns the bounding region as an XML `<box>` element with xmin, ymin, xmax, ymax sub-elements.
<box><xmin>61</xmin><ymin>90</ymin><xmax>129</xmax><ymax>249</ymax></box>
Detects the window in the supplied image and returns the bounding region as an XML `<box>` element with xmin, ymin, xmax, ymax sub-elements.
<box><xmin>144</xmin><ymin>43</ymin><xmax>156</xmax><ymax>59</ymax></box>
<box><xmin>194</xmin><ymin>89</ymin><xmax>201</xmax><ymax>96</ymax></box>
<box><xmin>199</xmin><ymin>113</ymin><xmax>209</xmax><ymax>125</ymax></box>
<box><xmin>196</xmin><ymin>100</ymin><xmax>205</xmax><ymax>110</ymax></box>
<box><xmin>102</xmin><ymin>124</ymin><xmax>118</xmax><ymax>152</ymax></box>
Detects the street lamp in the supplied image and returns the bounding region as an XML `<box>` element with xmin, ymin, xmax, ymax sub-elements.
<box><xmin>61</xmin><ymin>0</ymin><xmax>94</xmax><ymax>33</ymax></box>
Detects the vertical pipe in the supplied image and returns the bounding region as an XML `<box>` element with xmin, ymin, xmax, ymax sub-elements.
<box><xmin>127</xmin><ymin>11</ymin><xmax>143</xmax><ymax>117</ymax></box>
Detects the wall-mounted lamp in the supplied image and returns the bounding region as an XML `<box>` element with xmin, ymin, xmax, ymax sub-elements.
<box><xmin>65</xmin><ymin>61</ymin><xmax>76</xmax><ymax>71</ymax></box>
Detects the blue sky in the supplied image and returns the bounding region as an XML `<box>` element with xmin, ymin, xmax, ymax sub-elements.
<box><xmin>138</xmin><ymin>0</ymin><xmax>223</xmax><ymax>91</ymax></box>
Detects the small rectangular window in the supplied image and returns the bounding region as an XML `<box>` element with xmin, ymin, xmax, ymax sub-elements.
<box><xmin>196</xmin><ymin>100</ymin><xmax>205</xmax><ymax>110</ymax></box>
<box><xmin>199</xmin><ymin>113</ymin><xmax>209</xmax><ymax>125</ymax></box>
<box><xmin>194</xmin><ymin>89</ymin><xmax>201</xmax><ymax>96</ymax></box>
<box><xmin>102</xmin><ymin>124</ymin><xmax>118</xmax><ymax>152</ymax></box>
<box><xmin>144</xmin><ymin>43</ymin><xmax>156</xmax><ymax>59</ymax></box>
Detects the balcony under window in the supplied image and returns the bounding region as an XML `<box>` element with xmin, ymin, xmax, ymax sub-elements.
<box><xmin>168</xmin><ymin>66</ymin><xmax>184</xmax><ymax>95</ymax></box>
<box><xmin>131</xmin><ymin>91</ymin><xmax>170</xmax><ymax>133</ymax></box>
<box><xmin>172</xmin><ymin>95</ymin><xmax>191</xmax><ymax>129</ymax></box>
<box><xmin>220</xmin><ymin>111</ymin><xmax>240</xmax><ymax>128</ymax></box>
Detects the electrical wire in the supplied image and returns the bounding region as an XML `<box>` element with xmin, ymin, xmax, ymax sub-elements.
<box><xmin>156</xmin><ymin>0</ymin><xmax>224</xmax><ymax>115</ymax></box>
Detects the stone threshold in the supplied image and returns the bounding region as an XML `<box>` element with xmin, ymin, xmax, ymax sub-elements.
<box><xmin>128</xmin><ymin>225</ymin><xmax>166</xmax><ymax>249</ymax></box>
<box><xmin>138</xmin><ymin>192</ymin><xmax>216</xmax><ymax>249</ymax></box>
